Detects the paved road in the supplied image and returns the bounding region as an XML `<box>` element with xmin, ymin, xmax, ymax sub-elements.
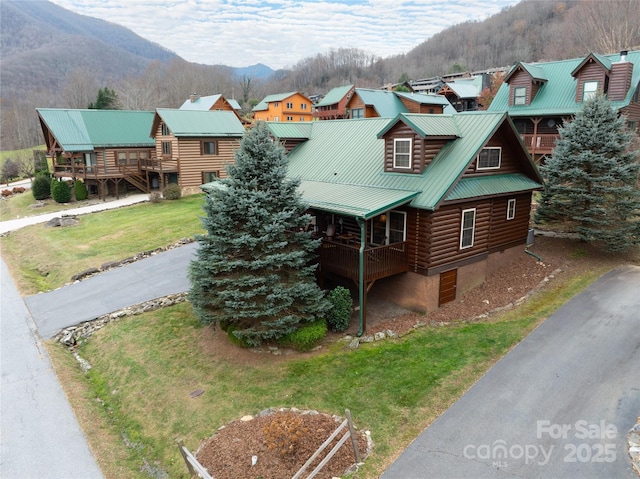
<box><xmin>382</xmin><ymin>265</ymin><xmax>640</xmax><ymax>479</ymax></box>
<box><xmin>1</xmin><ymin>258</ymin><xmax>104</xmax><ymax>479</ymax></box>
<box><xmin>25</xmin><ymin>242</ymin><xmax>197</xmax><ymax>339</ymax></box>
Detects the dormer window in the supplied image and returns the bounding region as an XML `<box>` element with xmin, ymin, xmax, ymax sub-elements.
<box><xmin>393</xmin><ymin>138</ymin><xmax>412</xmax><ymax>169</ymax></box>
<box><xmin>583</xmin><ymin>81</ymin><xmax>598</xmax><ymax>101</ymax></box>
<box><xmin>514</xmin><ymin>87</ymin><xmax>527</xmax><ymax>105</ymax></box>
<box><xmin>161</xmin><ymin>123</ymin><xmax>170</xmax><ymax>136</ymax></box>
<box><xmin>477</xmin><ymin>147</ymin><xmax>501</xmax><ymax>170</ymax></box>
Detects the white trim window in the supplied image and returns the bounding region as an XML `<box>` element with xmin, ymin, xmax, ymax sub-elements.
<box><xmin>460</xmin><ymin>208</ymin><xmax>476</xmax><ymax>249</ymax></box>
<box><xmin>477</xmin><ymin>147</ymin><xmax>501</xmax><ymax>170</ymax></box>
<box><xmin>514</xmin><ymin>86</ymin><xmax>527</xmax><ymax>105</ymax></box>
<box><xmin>583</xmin><ymin>81</ymin><xmax>598</xmax><ymax>101</ymax></box>
<box><xmin>393</xmin><ymin>138</ymin><xmax>412</xmax><ymax>169</ymax></box>
<box><xmin>507</xmin><ymin>198</ymin><xmax>516</xmax><ymax>220</ymax></box>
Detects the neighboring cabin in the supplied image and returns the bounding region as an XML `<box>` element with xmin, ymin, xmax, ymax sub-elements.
<box><xmin>150</xmin><ymin>109</ymin><xmax>246</xmax><ymax>194</ymax></box>
<box><xmin>267</xmin><ymin>112</ymin><xmax>543</xmax><ymax>329</ymax></box>
<box><xmin>179</xmin><ymin>93</ymin><xmax>244</xmax><ymax>121</ymax></box>
<box><xmin>313</xmin><ymin>84</ymin><xmax>355</xmax><ymax>120</ymax></box>
<box><xmin>252</xmin><ymin>92</ymin><xmax>314</xmax><ymax>122</ymax></box>
<box><xmin>345</xmin><ymin>88</ymin><xmax>454</xmax><ymax>119</ymax></box>
<box><xmin>37</xmin><ymin>108</ymin><xmax>156</xmax><ymax>198</ymax></box>
<box><xmin>489</xmin><ymin>49</ymin><xmax>640</xmax><ymax>162</ymax></box>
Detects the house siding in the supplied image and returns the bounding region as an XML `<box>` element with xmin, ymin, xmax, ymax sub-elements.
<box><xmin>508</xmin><ymin>69</ymin><xmax>540</xmax><ymax>106</ymax></box>
<box><xmin>382</xmin><ymin>123</ymin><xmax>449</xmax><ymax>173</ymax></box>
<box><xmin>487</xmin><ymin>192</ymin><xmax>532</xmax><ymax>251</ymax></box>
<box><xmin>175</xmin><ymin>138</ymin><xmax>240</xmax><ymax>188</ymax></box>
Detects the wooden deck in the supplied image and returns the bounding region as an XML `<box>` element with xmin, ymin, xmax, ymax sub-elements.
<box><xmin>319</xmin><ymin>240</ymin><xmax>409</xmax><ymax>283</ymax></box>
<box><xmin>521</xmin><ymin>133</ymin><xmax>560</xmax><ymax>156</ymax></box>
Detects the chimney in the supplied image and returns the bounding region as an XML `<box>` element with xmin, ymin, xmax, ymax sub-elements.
<box><xmin>190</xmin><ymin>93</ymin><xmax>198</xmax><ymax>103</ymax></box>
<box><xmin>609</xmin><ymin>51</ymin><xmax>633</xmax><ymax>101</ymax></box>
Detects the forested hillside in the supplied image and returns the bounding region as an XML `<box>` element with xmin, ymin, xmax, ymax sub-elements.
<box><xmin>1</xmin><ymin>0</ymin><xmax>639</xmax><ymax>151</ymax></box>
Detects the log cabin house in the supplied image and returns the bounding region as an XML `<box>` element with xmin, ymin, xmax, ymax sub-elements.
<box><xmin>488</xmin><ymin>49</ymin><xmax>640</xmax><ymax>162</ymax></box>
<box><xmin>150</xmin><ymin>109</ymin><xmax>246</xmax><ymax>194</ymax></box>
<box><xmin>179</xmin><ymin>93</ymin><xmax>244</xmax><ymax>121</ymax></box>
<box><xmin>252</xmin><ymin>92</ymin><xmax>314</xmax><ymax>122</ymax></box>
<box><xmin>37</xmin><ymin>108</ymin><xmax>156</xmax><ymax>199</ymax></box>
<box><xmin>345</xmin><ymin>88</ymin><xmax>454</xmax><ymax>119</ymax></box>
<box><xmin>313</xmin><ymin>84</ymin><xmax>355</xmax><ymax>120</ymax></box>
<box><xmin>266</xmin><ymin>112</ymin><xmax>543</xmax><ymax>332</ymax></box>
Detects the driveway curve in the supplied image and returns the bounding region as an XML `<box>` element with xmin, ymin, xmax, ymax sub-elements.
<box><xmin>382</xmin><ymin>265</ymin><xmax>640</xmax><ymax>479</ymax></box>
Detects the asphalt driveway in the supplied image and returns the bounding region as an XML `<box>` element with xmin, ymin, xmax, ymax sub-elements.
<box><xmin>382</xmin><ymin>265</ymin><xmax>640</xmax><ymax>478</ymax></box>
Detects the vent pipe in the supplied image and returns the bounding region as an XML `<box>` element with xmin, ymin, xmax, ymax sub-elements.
<box><xmin>620</xmin><ymin>50</ymin><xmax>628</xmax><ymax>62</ymax></box>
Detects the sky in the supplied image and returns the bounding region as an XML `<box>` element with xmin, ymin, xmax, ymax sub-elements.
<box><xmin>49</xmin><ymin>0</ymin><xmax>522</xmax><ymax>70</ymax></box>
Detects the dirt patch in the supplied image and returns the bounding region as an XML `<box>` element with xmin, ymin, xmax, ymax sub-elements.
<box><xmin>196</xmin><ymin>409</ymin><xmax>369</xmax><ymax>479</ymax></box>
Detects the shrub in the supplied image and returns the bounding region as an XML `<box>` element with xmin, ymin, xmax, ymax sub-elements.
<box><xmin>12</xmin><ymin>186</ymin><xmax>25</xmax><ymax>194</ymax></box>
<box><xmin>326</xmin><ymin>286</ymin><xmax>353</xmax><ymax>332</ymax></box>
<box><xmin>163</xmin><ymin>183</ymin><xmax>182</xmax><ymax>200</ymax></box>
<box><xmin>51</xmin><ymin>179</ymin><xmax>72</xmax><ymax>203</ymax></box>
<box><xmin>279</xmin><ymin>319</ymin><xmax>327</xmax><ymax>352</ymax></box>
<box><xmin>74</xmin><ymin>180</ymin><xmax>88</xmax><ymax>201</ymax></box>
<box><xmin>263</xmin><ymin>412</ymin><xmax>308</xmax><ymax>456</ymax></box>
<box><xmin>32</xmin><ymin>174</ymin><xmax>51</xmax><ymax>200</ymax></box>
<box><xmin>1</xmin><ymin>189</ymin><xmax>12</xmax><ymax>197</ymax></box>
<box><xmin>149</xmin><ymin>191</ymin><xmax>162</xmax><ymax>203</ymax></box>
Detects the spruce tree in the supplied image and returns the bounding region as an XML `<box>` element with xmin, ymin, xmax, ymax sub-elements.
<box><xmin>189</xmin><ymin>122</ymin><xmax>329</xmax><ymax>346</ymax></box>
<box><xmin>536</xmin><ymin>94</ymin><xmax>640</xmax><ymax>252</ymax></box>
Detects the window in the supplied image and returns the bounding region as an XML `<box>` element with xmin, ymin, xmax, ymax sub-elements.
<box><xmin>477</xmin><ymin>147</ymin><xmax>501</xmax><ymax>170</ymax></box>
<box><xmin>514</xmin><ymin>86</ymin><xmax>527</xmax><ymax>105</ymax></box>
<box><xmin>273</xmin><ymin>116</ymin><xmax>279</xmax><ymax>122</ymax></box>
<box><xmin>286</xmin><ymin>102</ymin><xmax>293</xmax><ymax>109</ymax></box>
<box><xmin>286</xmin><ymin>116</ymin><xmax>293</xmax><ymax>121</ymax></box>
<box><xmin>162</xmin><ymin>141</ymin><xmax>171</xmax><ymax>156</ymax></box>
<box><xmin>393</xmin><ymin>138</ymin><xmax>412</xmax><ymax>169</ymax></box>
<box><xmin>583</xmin><ymin>81</ymin><xmax>598</xmax><ymax>101</ymax></box>
<box><xmin>274</xmin><ymin>102</ymin><xmax>279</xmax><ymax>107</ymax></box>
<box><xmin>117</xmin><ymin>152</ymin><xmax>127</xmax><ymax>165</ymax></box>
<box><xmin>507</xmin><ymin>198</ymin><xmax>516</xmax><ymax>220</ymax></box>
<box><xmin>460</xmin><ymin>209</ymin><xmax>476</xmax><ymax>249</ymax></box>
<box><xmin>301</xmin><ymin>103</ymin><xmax>307</xmax><ymax>109</ymax></box>
<box><xmin>299</xmin><ymin>117</ymin><xmax>305</xmax><ymax>121</ymax></box>
<box><xmin>370</xmin><ymin>210</ymin><xmax>406</xmax><ymax>245</ymax></box>
<box><xmin>351</xmin><ymin>108</ymin><xmax>364</xmax><ymax>119</ymax></box>
<box><xmin>202</xmin><ymin>141</ymin><xmax>217</xmax><ymax>155</ymax></box>
<box><xmin>202</xmin><ymin>171</ymin><xmax>219</xmax><ymax>183</ymax></box>
<box><xmin>161</xmin><ymin>123</ymin><xmax>170</xmax><ymax>136</ymax></box>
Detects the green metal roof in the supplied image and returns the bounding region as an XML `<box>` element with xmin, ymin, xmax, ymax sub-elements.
<box><xmin>377</xmin><ymin>114</ymin><xmax>460</xmax><ymax>139</ymax></box>
<box><xmin>442</xmin><ymin>76</ymin><xmax>485</xmax><ymax>98</ymax></box>
<box><xmin>298</xmin><ymin>180</ymin><xmax>419</xmax><ymax>219</ymax></box>
<box><xmin>489</xmin><ymin>49</ymin><xmax>640</xmax><ymax>116</ymax></box>
<box><xmin>354</xmin><ymin>88</ymin><xmax>409</xmax><ymax>117</ymax></box>
<box><xmin>274</xmin><ymin>112</ymin><xmax>541</xmax><ymax>213</ymax></box>
<box><xmin>37</xmin><ymin>108</ymin><xmax>155</xmax><ymax>152</ymax></box>
<box><xmin>392</xmin><ymin>91</ymin><xmax>452</xmax><ymax>106</ymax></box>
<box><xmin>315</xmin><ymin>85</ymin><xmax>354</xmax><ymax>107</ymax></box>
<box><xmin>155</xmin><ymin>109</ymin><xmax>245</xmax><ymax>137</ymax></box>
<box><xmin>446</xmin><ymin>174</ymin><xmax>543</xmax><ymax>201</ymax></box>
<box><xmin>253</xmin><ymin>92</ymin><xmax>299</xmax><ymax>111</ymax></box>
<box><xmin>266</xmin><ymin>122</ymin><xmax>313</xmax><ymax>139</ymax></box>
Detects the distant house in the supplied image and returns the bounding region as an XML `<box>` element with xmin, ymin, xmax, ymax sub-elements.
<box><xmin>437</xmin><ymin>76</ymin><xmax>486</xmax><ymax>111</ymax></box>
<box><xmin>150</xmin><ymin>109</ymin><xmax>246</xmax><ymax>194</ymax></box>
<box><xmin>252</xmin><ymin>92</ymin><xmax>314</xmax><ymax>122</ymax></box>
<box><xmin>179</xmin><ymin>93</ymin><xmax>244</xmax><ymax>121</ymax></box>
<box><xmin>313</xmin><ymin>85</ymin><xmax>355</xmax><ymax>120</ymax></box>
<box><xmin>266</xmin><ymin>112</ymin><xmax>542</xmax><ymax>330</ymax></box>
<box><xmin>37</xmin><ymin>108</ymin><xmax>156</xmax><ymax>198</ymax></box>
<box><xmin>345</xmin><ymin>88</ymin><xmax>454</xmax><ymax>119</ymax></box>
<box><xmin>488</xmin><ymin>49</ymin><xmax>640</xmax><ymax>162</ymax></box>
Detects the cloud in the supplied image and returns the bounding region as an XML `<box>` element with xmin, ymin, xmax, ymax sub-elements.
<box><xmin>50</xmin><ymin>0</ymin><xmax>521</xmax><ymax>69</ymax></box>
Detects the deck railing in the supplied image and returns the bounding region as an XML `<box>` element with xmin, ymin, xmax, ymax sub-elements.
<box><xmin>521</xmin><ymin>134</ymin><xmax>560</xmax><ymax>154</ymax></box>
<box><xmin>319</xmin><ymin>240</ymin><xmax>408</xmax><ymax>282</ymax></box>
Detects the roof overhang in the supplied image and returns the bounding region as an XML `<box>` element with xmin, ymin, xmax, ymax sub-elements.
<box><xmin>298</xmin><ymin>180</ymin><xmax>420</xmax><ymax>220</ymax></box>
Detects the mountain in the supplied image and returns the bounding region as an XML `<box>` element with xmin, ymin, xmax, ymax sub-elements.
<box><xmin>232</xmin><ymin>63</ymin><xmax>275</xmax><ymax>80</ymax></box>
<box><xmin>0</xmin><ymin>0</ymin><xmax>180</xmax><ymax>98</ymax></box>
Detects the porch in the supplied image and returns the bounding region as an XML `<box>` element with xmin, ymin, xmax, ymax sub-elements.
<box><xmin>319</xmin><ymin>239</ymin><xmax>409</xmax><ymax>283</ymax></box>
<box><xmin>521</xmin><ymin>133</ymin><xmax>560</xmax><ymax>157</ymax></box>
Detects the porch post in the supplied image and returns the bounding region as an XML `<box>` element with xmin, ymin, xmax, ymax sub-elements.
<box><xmin>356</xmin><ymin>218</ymin><xmax>366</xmax><ymax>336</ymax></box>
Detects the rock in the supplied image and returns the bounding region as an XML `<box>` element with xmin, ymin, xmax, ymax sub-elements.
<box><xmin>71</xmin><ymin>268</ymin><xmax>100</xmax><ymax>282</ymax></box>
<box><xmin>374</xmin><ymin>331</ymin><xmax>386</xmax><ymax>341</ymax></box>
<box><xmin>349</xmin><ymin>338</ymin><xmax>360</xmax><ymax>349</ymax></box>
<box><xmin>240</xmin><ymin>415</ymin><xmax>254</xmax><ymax>422</ymax></box>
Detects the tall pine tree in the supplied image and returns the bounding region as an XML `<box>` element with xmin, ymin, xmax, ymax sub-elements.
<box><xmin>189</xmin><ymin>122</ymin><xmax>328</xmax><ymax>346</ymax></box>
<box><xmin>536</xmin><ymin>94</ymin><xmax>640</xmax><ymax>252</ymax></box>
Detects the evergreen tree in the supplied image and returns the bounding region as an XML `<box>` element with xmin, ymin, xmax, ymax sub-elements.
<box><xmin>88</xmin><ymin>87</ymin><xmax>119</xmax><ymax>109</ymax></box>
<box><xmin>189</xmin><ymin>122</ymin><xmax>329</xmax><ymax>346</ymax></box>
<box><xmin>536</xmin><ymin>94</ymin><xmax>640</xmax><ymax>252</ymax></box>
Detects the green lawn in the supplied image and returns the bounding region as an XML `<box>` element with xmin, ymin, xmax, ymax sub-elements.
<box><xmin>0</xmin><ymin>194</ymin><xmax>206</xmax><ymax>295</ymax></box>
<box><xmin>47</xmin><ymin>269</ymin><xmax>601</xmax><ymax>479</ymax></box>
